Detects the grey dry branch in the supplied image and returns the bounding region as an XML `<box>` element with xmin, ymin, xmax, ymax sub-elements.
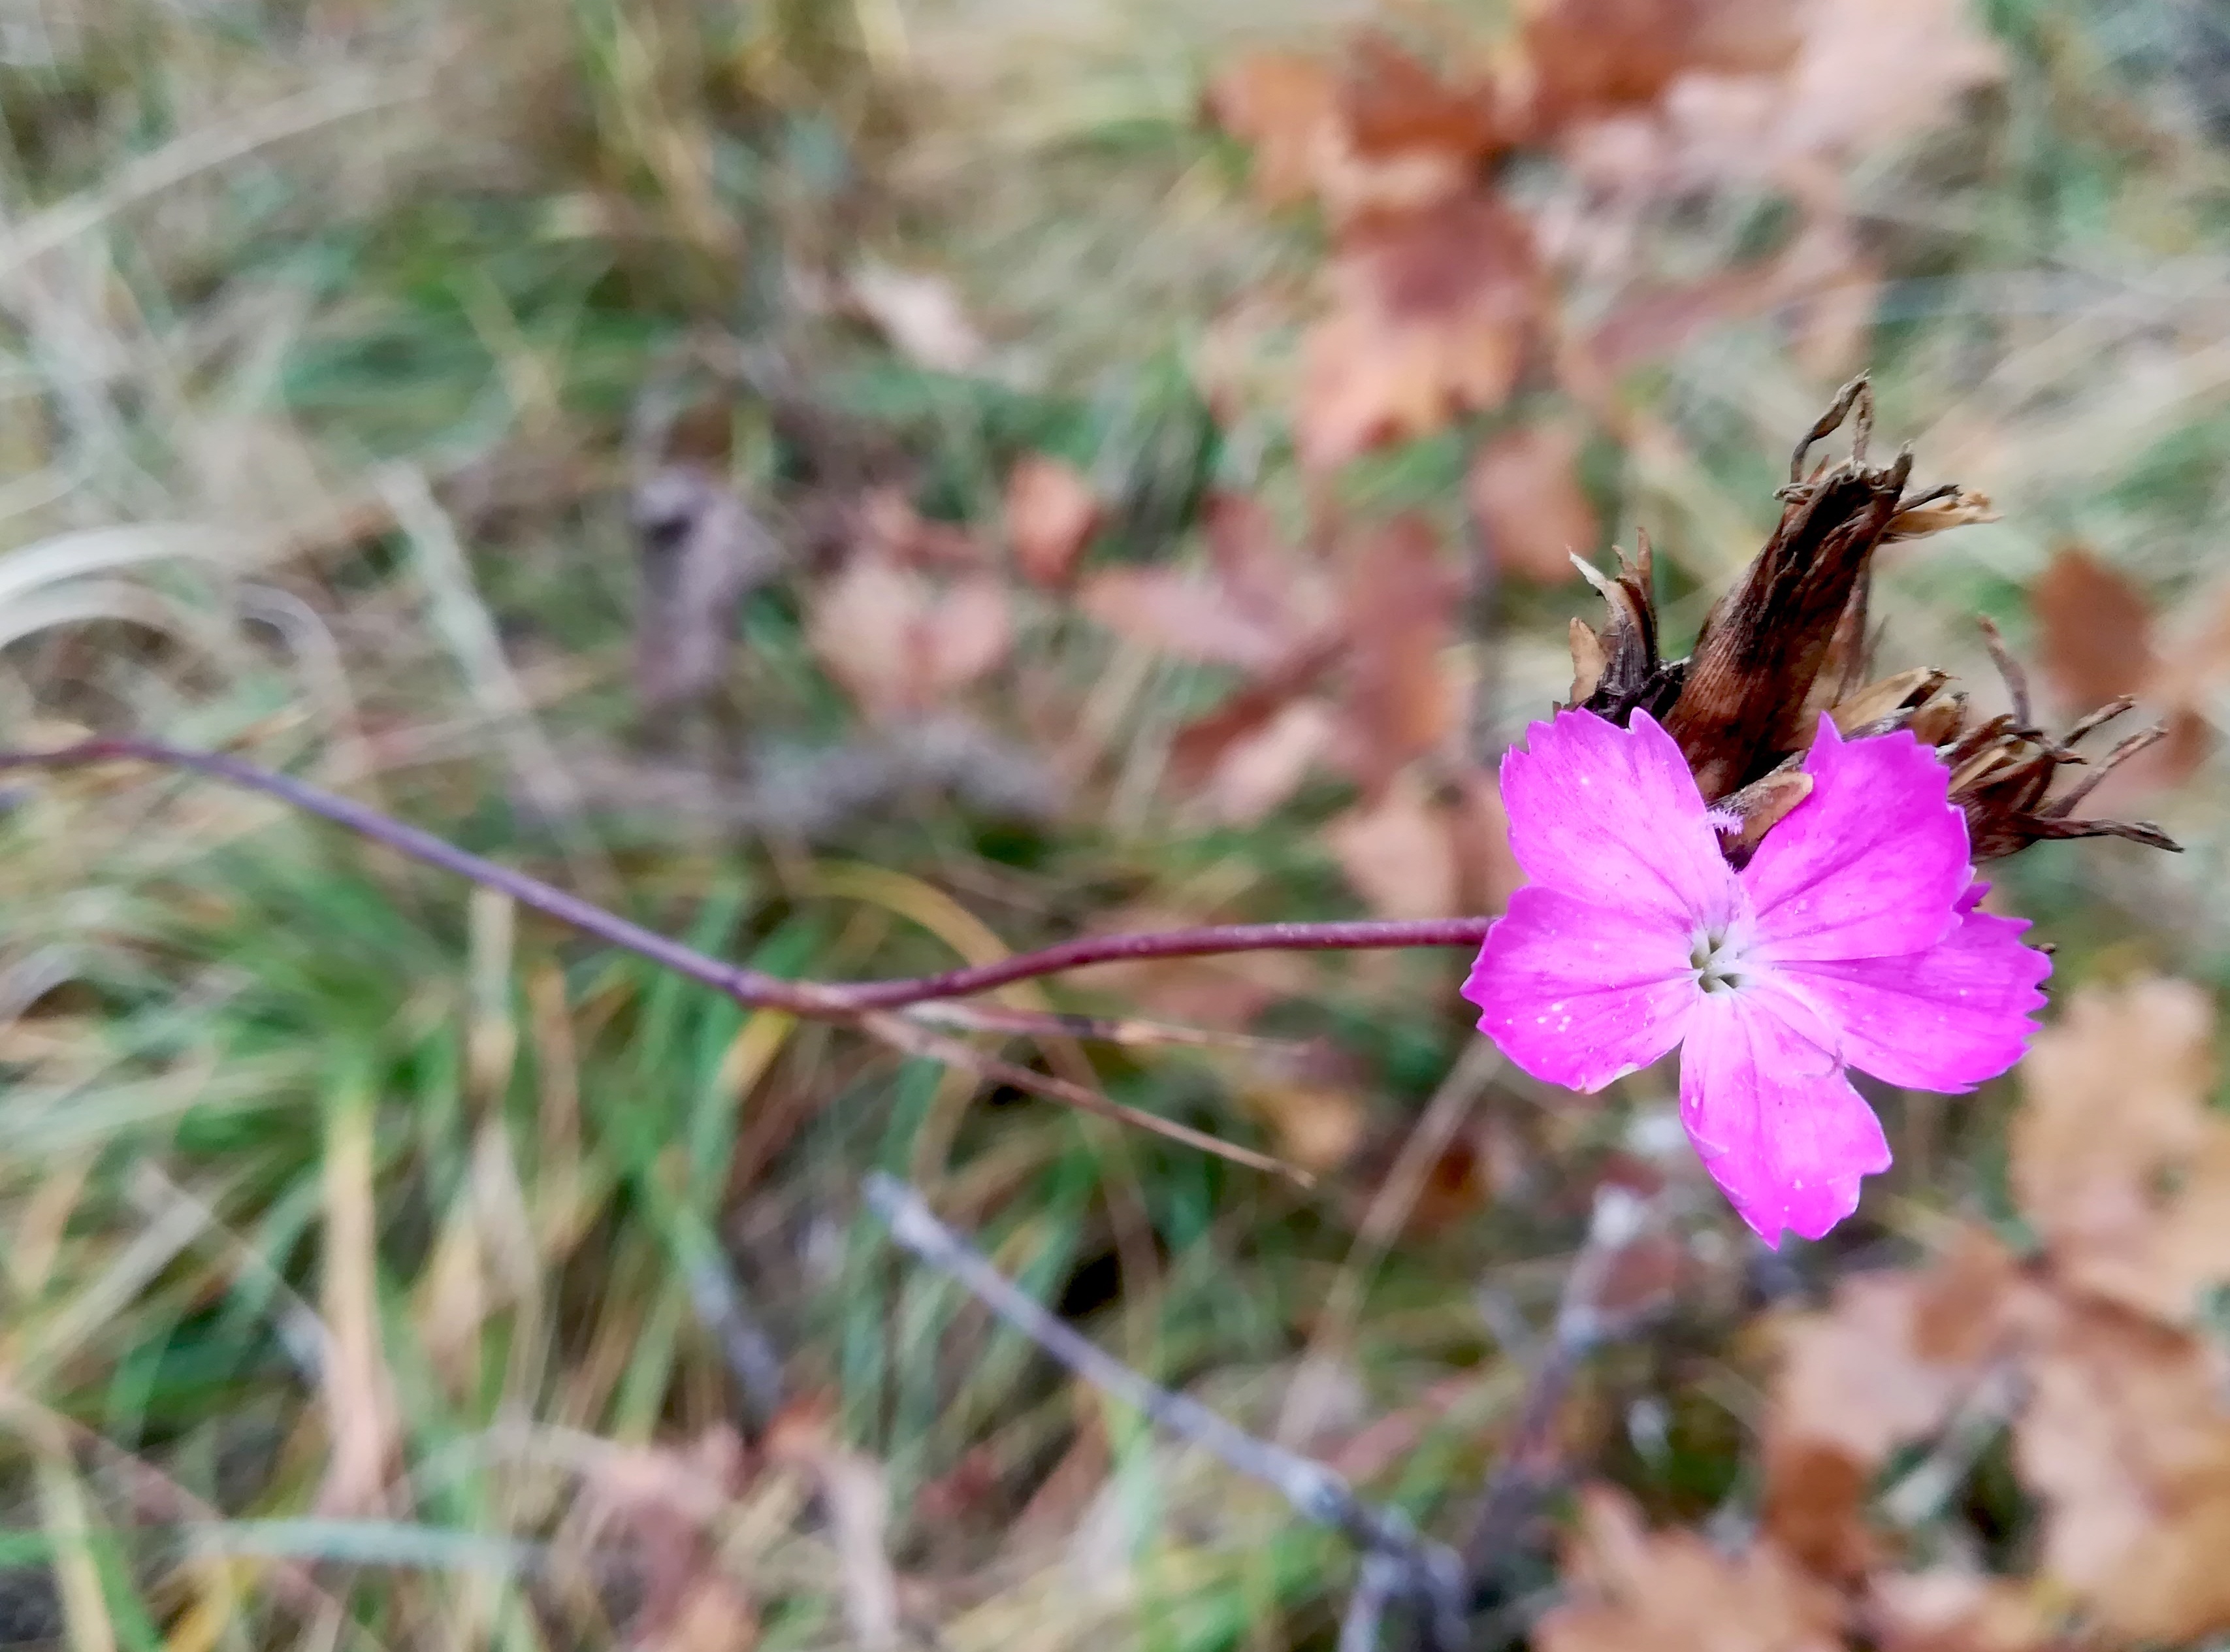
<box><xmin>0</xmin><ymin>739</ymin><xmax>1489</xmax><ymax>1015</ymax></box>
<box><xmin>861</xmin><ymin>1172</ymin><xmax>1470</xmax><ymax>1652</ymax></box>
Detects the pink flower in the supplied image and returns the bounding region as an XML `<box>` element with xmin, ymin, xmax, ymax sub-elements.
<box><xmin>1462</xmin><ymin>707</ymin><xmax>2051</xmax><ymax>1246</ymax></box>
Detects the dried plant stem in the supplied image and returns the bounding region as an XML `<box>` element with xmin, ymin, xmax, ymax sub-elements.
<box><xmin>862</xmin><ymin>1173</ymin><xmax>1468</xmax><ymax>1651</ymax></box>
<box><xmin>0</xmin><ymin>739</ymin><xmax>1491</xmax><ymax>1016</ymax></box>
<box><xmin>1461</xmin><ymin>1187</ymin><xmax>1658</xmax><ymax>1591</ymax></box>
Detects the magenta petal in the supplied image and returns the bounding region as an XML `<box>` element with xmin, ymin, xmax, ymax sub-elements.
<box><xmin>1743</xmin><ymin>715</ymin><xmax>1971</xmax><ymax>963</ymax></box>
<box><xmin>1782</xmin><ymin>894</ymin><xmax>2052</xmax><ymax>1092</ymax></box>
<box><xmin>1677</xmin><ymin>983</ymin><xmax>1890</xmax><ymax>1246</ymax></box>
<box><xmin>1499</xmin><ymin>709</ymin><xmax>1741</xmax><ymax>930</ymax></box>
<box><xmin>1463</xmin><ymin>886</ymin><xmax>1700</xmax><ymax>1091</ymax></box>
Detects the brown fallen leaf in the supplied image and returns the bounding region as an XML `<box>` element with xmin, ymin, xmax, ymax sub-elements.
<box><xmin>1538</xmin><ymin>0</ymin><xmax>2001</xmax><ymax>209</ymax></box>
<box><xmin>1193</xmin><ymin>698</ymin><xmax>1336</xmax><ymax>826</ymax></box>
<box><xmin>1205</xmin><ymin>50</ymin><xmax>1339</xmax><ymax>208</ymax></box>
<box><xmin>1334</xmin><ymin>515</ymin><xmax>1464</xmax><ymax>794</ymax></box>
<box><xmin>1078</xmin><ymin>566</ymin><xmax>1297</xmax><ymax>672</ymax></box>
<box><xmin>1450</xmin><ymin>769</ymin><xmax>1525</xmax><ymax>916</ymax></box>
<box><xmin>2010</xmin><ymin>976</ymin><xmax>2230</xmax><ymax>1329</ymax></box>
<box><xmin>1327</xmin><ymin>771</ymin><xmax>1460</xmax><ymax>920</ymax></box>
<box><xmin>809</xmin><ymin>557</ymin><xmax>1013</xmax><ymax>721</ymax></box>
<box><xmin>1773</xmin><ymin>1231</ymin><xmax>2027</xmax><ymax>1465</ymax></box>
<box><xmin>1538</xmin><ymin>1485</ymin><xmax>1845</xmax><ymax>1652</ymax></box>
<box><xmin>1208</xmin><ymin>33</ymin><xmax>1505</xmax><ymax>220</ymax></box>
<box><xmin>1319</xmin><ymin>31</ymin><xmax>1507</xmax><ymax>220</ymax></box>
<box><xmin>1003</xmin><ymin>454</ymin><xmax>1100</xmax><ymax>589</ymax></box>
<box><xmin>1299</xmin><ymin>196</ymin><xmax>1543</xmax><ymax>470</ymax></box>
<box><xmin>1864</xmin><ymin>1570</ymin><xmax>2062</xmax><ymax>1652</ymax></box>
<box><xmin>1238</xmin><ymin>1074</ymin><xmax>1367</xmax><ymax>1174</ymax></box>
<box><xmin>2032</xmin><ymin>546</ymin><xmax>2156</xmax><ymax>717</ymax></box>
<box><xmin>1773</xmin><ymin>0</ymin><xmax>2004</xmax><ymax>166</ymax></box>
<box><xmin>1466</xmin><ymin>417</ymin><xmax>1599</xmax><ymax>583</ymax></box>
<box><xmin>1515</xmin><ymin>0</ymin><xmax>1803</xmax><ymax>136</ymax></box>
<box><xmin>1764</xmin><ymin>1231</ymin><xmax>2029</xmax><ymax>1581</ymax></box>
<box><xmin>1578</xmin><ymin>261</ymin><xmax>1790</xmax><ymax>381</ymax></box>
<box><xmin>2015</xmin><ymin>1299</ymin><xmax>2230</xmax><ymax>1644</ymax></box>
<box><xmin>856</xmin><ymin>487</ymin><xmax>985</xmax><ymax>572</ymax></box>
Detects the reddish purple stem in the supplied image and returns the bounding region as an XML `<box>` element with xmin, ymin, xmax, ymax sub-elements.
<box><xmin>0</xmin><ymin>739</ymin><xmax>1493</xmax><ymax>1016</ymax></box>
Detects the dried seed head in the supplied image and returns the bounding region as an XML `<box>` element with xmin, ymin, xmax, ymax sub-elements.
<box><xmin>1555</xmin><ymin>381</ymin><xmax>2180</xmax><ymax>867</ymax></box>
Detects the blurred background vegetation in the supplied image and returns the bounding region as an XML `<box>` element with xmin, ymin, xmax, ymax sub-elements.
<box><xmin>4</xmin><ymin>0</ymin><xmax>2230</xmax><ymax>1647</ymax></box>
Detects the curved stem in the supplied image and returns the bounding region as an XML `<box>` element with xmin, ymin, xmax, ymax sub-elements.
<box><xmin>0</xmin><ymin>739</ymin><xmax>1492</xmax><ymax>1016</ymax></box>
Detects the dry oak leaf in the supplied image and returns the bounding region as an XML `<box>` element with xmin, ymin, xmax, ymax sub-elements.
<box><xmin>855</xmin><ymin>487</ymin><xmax>985</xmax><ymax>572</ymax></box>
<box><xmin>1080</xmin><ymin>495</ymin><xmax>1333</xmax><ymax>672</ymax></box>
<box><xmin>2011</xmin><ymin>976</ymin><xmax>2230</xmax><ymax>1328</ymax></box>
<box><xmin>1329</xmin><ymin>770</ymin><xmax>1462</xmax><ymax>920</ymax></box>
<box><xmin>1208</xmin><ymin>34</ymin><xmax>1504</xmax><ymax>220</ymax></box>
<box><xmin>1299</xmin><ymin>196</ymin><xmax>1543</xmax><ymax>470</ymax></box>
<box><xmin>1864</xmin><ymin>1570</ymin><xmax>2063</xmax><ymax>1652</ymax></box>
<box><xmin>2014</xmin><ymin>1300</ymin><xmax>2230</xmax><ymax>1644</ymax></box>
<box><xmin>1451</xmin><ymin>769</ymin><xmax>1525</xmax><ymax>916</ymax></box>
<box><xmin>1764</xmin><ymin>1231</ymin><xmax>2030</xmax><ymax>1581</ymax></box>
<box><xmin>1466</xmin><ymin>417</ymin><xmax>1600</xmax><ymax>583</ymax></box>
<box><xmin>809</xmin><ymin>557</ymin><xmax>1013</xmax><ymax>721</ymax></box>
<box><xmin>1206</xmin><ymin>50</ymin><xmax>1338</xmax><ymax>208</ymax></box>
<box><xmin>1514</xmin><ymin>0</ymin><xmax>1803</xmax><ymax>135</ymax></box>
<box><xmin>1238</xmin><ymin>1069</ymin><xmax>1368</xmax><ymax>1174</ymax></box>
<box><xmin>1191</xmin><ymin>697</ymin><xmax>1336</xmax><ymax>827</ymax></box>
<box><xmin>2032</xmin><ymin>545</ymin><xmax>2156</xmax><ymax>716</ymax></box>
<box><xmin>1543</xmin><ymin>0</ymin><xmax>2001</xmax><ymax>207</ymax></box>
<box><xmin>1570</xmin><ymin>213</ymin><xmax>1881</xmax><ymax>385</ymax></box>
<box><xmin>1334</xmin><ymin>515</ymin><xmax>1464</xmax><ymax>793</ymax></box>
<box><xmin>1003</xmin><ymin>453</ymin><xmax>1100</xmax><ymax>589</ymax></box>
<box><xmin>1078</xmin><ymin>567</ymin><xmax>1299</xmax><ymax>672</ymax></box>
<box><xmin>1107</xmin><ymin>495</ymin><xmax>1346</xmax><ymax>815</ymax></box>
<box><xmin>1537</xmin><ymin>1485</ymin><xmax>1844</xmax><ymax>1652</ymax></box>
<box><xmin>2033</xmin><ymin>545</ymin><xmax>2208</xmax><ymax>798</ymax></box>
<box><xmin>1772</xmin><ymin>0</ymin><xmax>2005</xmax><ymax>166</ymax></box>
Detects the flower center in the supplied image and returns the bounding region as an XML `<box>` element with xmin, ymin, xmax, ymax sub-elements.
<box><xmin>1690</xmin><ymin>927</ymin><xmax>1750</xmax><ymax>996</ymax></box>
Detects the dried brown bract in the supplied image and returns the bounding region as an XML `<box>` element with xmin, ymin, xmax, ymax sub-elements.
<box><xmin>1567</xmin><ymin>532</ymin><xmax>1681</xmax><ymax>721</ymax></box>
<box><xmin>1562</xmin><ymin>376</ymin><xmax>2180</xmax><ymax>864</ymax></box>
<box><xmin>1662</xmin><ymin>375</ymin><xmax>1911</xmax><ymax>798</ymax></box>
